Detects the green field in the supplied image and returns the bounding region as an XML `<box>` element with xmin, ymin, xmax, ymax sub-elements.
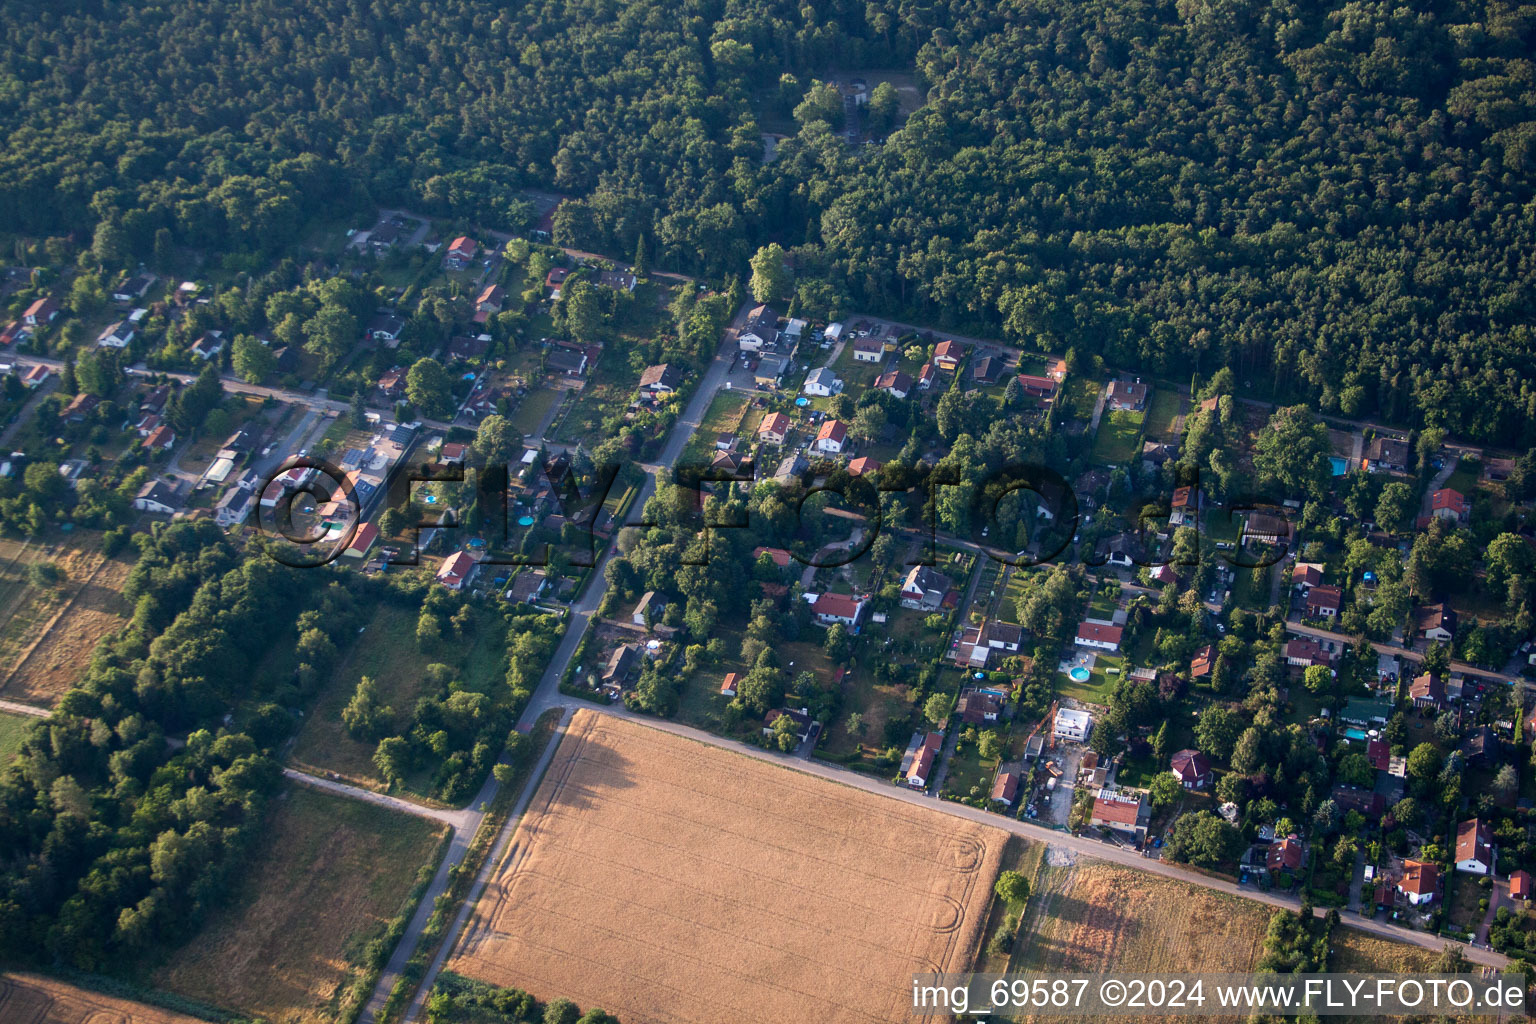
<box><xmin>153</xmin><ymin>784</ymin><xmax>446</xmax><ymax>1024</ymax></box>
<box><xmin>1143</xmin><ymin>389</ymin><xmax>1185</xmax><ymax>441</ymax></box>
<box><xmin>0</xmin><ymin>711</ymin><xmax>34</xmax><ymax>764</ymax></box>
<box><xmin>508</xmin><ymin>385</ymin><xmax>562</xmax><ymax>437</ymax></box>
<box><xmin>1091</xmin><ymin>409</ymin><xmax>1145</xmax><ymax>464</ymax></box>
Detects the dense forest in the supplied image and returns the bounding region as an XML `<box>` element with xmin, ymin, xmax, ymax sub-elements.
<box><xmin>1</xmin><ymin>0</ymin><xmax>1534</xmax><ymax>441</ymax></box>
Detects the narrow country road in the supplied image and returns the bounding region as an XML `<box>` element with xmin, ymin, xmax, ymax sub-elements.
<box><xmin>0</xmin><ymin>698</ymin><xmax>48</xmax><ymax>719</ymax></box>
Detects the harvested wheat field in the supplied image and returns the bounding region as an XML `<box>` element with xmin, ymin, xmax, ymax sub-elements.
<box><xmin>449</xmin><ymin>710</ymin><xmax>1006</xmax><ymax>1024</ymax></box>
<box><xmin>1013</xmin><ymin>855</ymin><xmax>1270</xmax><ymax>1021</ymax></box>
<box><xmin>0</xmin><ymin>553</ymin><xmax>132</xmax><ymax>707</ymax></box>
<box><xmin>0</xmin><ymin>973</ymin><xmax>203</xmax><ymax>1024</ymax></box>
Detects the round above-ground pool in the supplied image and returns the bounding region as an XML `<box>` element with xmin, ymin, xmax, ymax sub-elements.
<box><xmin>1069</xmin><ymin>666</ymin><xmax>1091</xmax><ymax>682</ymax></box>
<box><xmin>517</xmin><ymin>515</ymin><xmax>535</xmax><ymax>526</ymax></box>
<box><xmin>423</xmin><ymin>493</ymin><xmax>438</xmax><ymax>504</ymax></box>
<box><xmin>795</xmin><ymin>396</ymin><xmax>810</xmax><ymax>406</ymax></box>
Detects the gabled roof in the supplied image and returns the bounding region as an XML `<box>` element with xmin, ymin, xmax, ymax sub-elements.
<box><xmin>933</xmin><ymin>339</ymin><xmax>962</xmax><ymax>361</ymax></box>
<box><xmin>447</xmin><ymin>236</ymin><xmax>477</xmax><ymax>258</ymax></box>
<box><xmin>875</xmin><ymin>370</ymin><xmax>913</xmax><ymax>393</ymax></box>
<box><xmin>991</xmin><ymin>771</ymin><xmax>1020</xmax><ymax>803</ymax></box>
<box><xmin>1399</xmin><ymin>859</ymin><xmax>1438</xmax><ymax>896</ymax></box>
<box><xmin>1091</xmin><ymin>792</ymin><xmax>1143</xmax><ymax>825</ymax></box>
<box><xmin>1431</xmin><ymin>488</ymin><xmax>1469</xmax><ymax>515</ymax></box>
<box><xmin>816</xmin><ymin>419</ymin><xmax>847</xmax><ymax>444</ymax></box>
<box><xmin>1076</xmin><ymin>621</ymin><xmax>1123</xmax><ymax>645</ymax></box>
<box><xmin>1170</xmin><ymin>748</ymin><xmax>1210</xmax><ymax>782</ymax></box>
<box><xmin>812</xmin><ymin>591</ymin><xmax>863</xmax><ymax>620</ymax></box>
<box><xmin>758</xmin><ymin>411</ymin><xmax>792</xmax><ymax>438</ymax></box>
<box><xmin>847</xmin><ymin>456</ymin><xmax>881</xmax><ymax>476</ymax></box>
<box><xmin>1307</xmin><ymin>585</ymin><xmax>1343</xmax><ymax>611</ymax></box>
<box><xmin>639</xmin><ymin>363</ymin><xmax>682</xmax><ymax>390</ymax></box>
<box><xmin>1267</xmin><ymin>835</ymin><xmax>1303</xmax><ymax>871</ymax></box>
<box><xmin>1456</xmin><ymin>818</ymin><xmax>1492</xmax><ymax>865</ymax></box>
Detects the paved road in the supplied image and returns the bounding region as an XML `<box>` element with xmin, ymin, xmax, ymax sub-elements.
<box><xmin>1286</xmin><ymin>621</ymin><xmax>1521</xmax><ymax>684</ymax></box>
<box><xmin>281</xmin><ymin>768</ymin><xmax>472</xmax><ymax>829</ymax></box>
<box><xmin>0</xmin><ymin>697</ymin><xmax>48</xmax><ymax>719</ymax></box>
<box><xmin>356</xmin><ymin>313</ymin><xmax>745</xmax><ymax>1024</ymax></box>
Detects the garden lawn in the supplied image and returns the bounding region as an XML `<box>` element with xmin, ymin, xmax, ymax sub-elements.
<box><xmin>1091</xmin><ymin>409</ymin><xmax>1145</xmax><ymax>464</ymax></box>
<box><xmin>1143</xmin><ymin>389</ymin><xmax>1185</xmax><ymax>441</ymax></box>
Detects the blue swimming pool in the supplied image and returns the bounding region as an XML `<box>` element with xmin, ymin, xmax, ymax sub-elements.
<box><xmin>1330</xmin><ymin>456</ymin><xmax>1348</xmax><ymax>476</ymax></box>
<box><xmin>1069</xmin><ymin>666</ymin><xmax>1091</xmax><ymax>683</ymax></box>
<box><xmin>1343</xmin><ymin>727</ymin><xmax>1367</xmax><ymax>741</ymax></box>
<box><xmin>517</xmin><ymin>515</ymin><xmax>535</xmax><ymax>526</ymax></box>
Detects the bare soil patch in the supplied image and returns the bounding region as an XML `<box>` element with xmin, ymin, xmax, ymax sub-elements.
<box><xmin>449</xmin><ymin>710</ymin><xmax>1006</xmax><ymax>1024</ymax></box>
<box><xmin>1</xmin><ymin>554</ymin><xmax>132</xmax><ymax>706</ymax></box>
<box><xmin>0</xmin><ymin>973</ymin><xmax>203</xmax><ymax>1024</ymax></box>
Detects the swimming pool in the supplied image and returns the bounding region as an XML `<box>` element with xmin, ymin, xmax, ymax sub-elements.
<box><xmin>1069</xmin><ymin>666</ymin><xmax>1091</xmax><ymax>683</ymax></box>
<box><xmin>1343</xmin><ymin>727</ymin><xmax>1367</xmax><ymax>741</ymax></box>
<box><xmin>517</xmin><ymin>515</ymin><xmax>535</xmax><ymax>527</ymax></box>
<box><xmin>1330</xmin><ymin>456</ymin><xmax>1348</xmax><ymax>476</ymax></box>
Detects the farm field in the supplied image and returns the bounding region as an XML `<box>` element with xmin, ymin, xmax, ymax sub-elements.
<box><xmin>448</xmin><ymin>710</ymin><xmax>1007</xmax><ymax>1024</ymax></box>
<box><xmin>152</xmin><ymin>784</ymin><xmax>446</xmax><ymax>1024</ymax></box>
<box><xmin>0</xmin><ymin>536</ymin><xmax>132</xmax><ymax>708</ymax></box>
<box><xmin>1011</xmin><ymin>856</ymin><xmax>1271</xmax><ymax>1021</ymax></box>
<box><xmin>0</xmin><ymin>974</ymin><xmax>205</xmax><ymax>1024</ymax></box>
<box><xmin>0</xmin><ymin>711</ymin><xmax>33</xmax><ymax>764</ymax></box>
<box><xmin>288</xmin><ymin>601</ymin><xmax>506</xmax><ymax>794</ymax></box>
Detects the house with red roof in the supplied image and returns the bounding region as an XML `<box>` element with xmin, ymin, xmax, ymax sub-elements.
<box><xmin>1455</xmin><ymin>818</ymin><xmax>1493</xmax><ymax>875</ymax></box>
<box><xmin>444</xmin><ymin>236</ymin><xmax>478</xmax><ymax>270</ymax></box>
<box><xmin>1089</xmin><ymin>790</ymin><xmax>1148</xmax><ymax>836</ymax></box>
<box><xmin>757</xmin><ymin>412</ymin><xmax>792</xmax><ymax>445</ymax></box>
<box><xmin>436</xmin><ymin>550</ymin><xmax>478</xmax><ymax>591</ymax></box>
<box><xmin>1306</xmin><ymin>584</ymin><xmax>1343</xmax><ymax>619</ymax></box>
<box><xmin>1267</xmin><ymin>835</ymin><xmax>1304</xmax><ymax>872</ymax></box>
<box><xmin>991</xmin><ymin>771</ymin><xmax>1020</xmax><ymax>807</ymax></box>
<box><xmin>342</xmin><ymin>521</ymin><xmax>380</xmax><ymax>560</ymax></box>
<box><xmin>815</xmin><ymin>419</ymin><xmax>847</xmax><ymax>455</ymax></box>
<box><xmin>1512</xmin><ymin>870</ymin><xmax>1531</xmax><ymax>901</ymax></box>
<box><xmin>916</xmin><ymin>362</ymin><xmax>937</xmax><ymax>390</ymax></box>
<box><xmin>23</xmin><ymin>297</ymin><xmax>59</xmax><ymax>326</ymax></box>
<box><xmin>847</xmin><ymin>456</ymin><xmax>881</xmax><ymax>477</ymax></box>
<box><xmin>1170</xmin><ymin>749</ymin><xmax>1212</xmax><ymax>789</ymax></box>
<box><xmin>1015</xmin><ymin>373</ymin><xmax>1057</xmax><ymax>399</ymax></box>
<box><xmin>932</xmin><ymin>340</ymin><xmax>963</xmax><ymax>371</ymax></box>
<box><xmin>1397</xmin><ymin>860</ymin><xmax>1439</xmax><ymax>906</ymax></box>
<box><xmin>1430</xmin><ymin>488</ymin><xmax>1470</xmax><ymax>523</ymax></box>
<box><xmin>753</xmin><ymin>546</ymin><xmax>792</xmax><ymax>568</ymax></box>
<box><xmin>1074</xmin><ymin>621</ymin><xmax>1122</xmax><ymax>651</ymax></box>
<box><xmin>906</xmin><ymin>732</ymin><xmax>943</xmax><ymax>788</ymax></box>
<box><xmin>812</xmin><ymin>591</ymin><xmax>866</xmax><ymax>628</ymax></box>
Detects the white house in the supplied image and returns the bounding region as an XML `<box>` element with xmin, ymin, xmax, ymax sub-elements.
<box><xmin>900</xmin><ymin>566</ymin><xmax>951</xmax><ymax>611</ymax></box>
<box><xmin>738</xmin><ymin>305</ymin><xmax>778</xmax><ymax>352</ymax></box>
<box><xmin>1053</xmin><ymin>707</ymin><xmax>1092</xmax><ymax>742</ymax></box>
<box><xmin>811</xmin><ymin>591</ymin><xmax>866</xmax><ymax>628</ymax></box>
<box><xmin>815</xmin><ymin>419</ymin><xmax>847</xmax><ymax>455</ymax></box>
<box><xmin>1397</xmin><ymin>860</ymin><xmax>1438</xmax><ymax>906</ymax></box>
<box><xmin>97</xmin><ymin>321</ymin><xmax>135</xmax><ymax>348</ymax></box>
<box><xmin>1455</xmin><ymin>819</ymin><xmax>1493</xmax><ymax>875</ymax></box>
<box><xmin>1074</xmin><ymin>621</ymin><xmax>1123</xmax><ymax>652</ymax></box>
<box><xmin>133</xmin><ymin>479</ymin><xmax>179</xmax><ymax>514</ymax></box>
<box><xmin>802</xmin><ymin>367</ymin><xmax>843</xmax><ymax>397</ymax></box>
<box><xmin>851</xmin><ymin>337</ymin><xmax>884</xmax><ymax>363</ymax></box>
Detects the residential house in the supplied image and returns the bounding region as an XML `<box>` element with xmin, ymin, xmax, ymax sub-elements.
<box><xmin>1365</xmin><ymin>436</ymin><xmax>1409</xmax><ymax>473</ymax></box>
<box><xmin>753</xmin><ymin>546</ymin><xmax>793</xmax><ymax>569</ymax></box>
<box><xmin>546</xmin><ymin>346</ymin><xmax>589</xmax><ymax>377</ymax></box>
<box><xmin>1430</xmin><ymin>488</ymin><xmax>1470</xmax><ymax>523</ymax></box>
<box><xmin>603</xmin><ymin>644</ymin><xmax>640</xmax><ymax>688</ymax></box>
<box><xmin>23</xmin><ymin>297</ymin><xmax>59</xmax><ymax>326</ymax></box>
<box><xmin>436</xmin><ymin>550</ymin><xmax>479</xmax><ymax>591</ymax></box>
<box><xmin>1397</xmin><ymin>860</ymin><xmax>1439</xmax><ymax>906</ymax></box>
<box><xmin>214</xmin><ymin>487</ymin><xmax>255</xmax><ymax>528</ymax></box>
<box><xmin>1409</xmin><ymin>672</ymin><xmax>1447</xmax><ymax>710</ymax></box>
<box><xmin>1292</xmin><ymin>562</ymin><xmax>1324</xmax><ymax>589</ymax></box>
<box><xmin>1284</xmin><ymin>637</ymin><xmax>1334</xmax><ymax>669</ymax></box>
<box><xmin>1513</xmin><ymin>871</ymin><xmax>1532</xmax><ymax>901</ymax></box>
<box><xmin>847</xmin><ymin>456</ymin><xmax>881</xmax><ymax>477</ymax></box>
<box><xmin>900</xmin><ymin>565</ymin><xmax>952</xmax><ymax>611</ymax></box>
<box><xmin>1190</xmin><ymin>644</ymin><xmax>1216</xmax><ymax>681</ymax></box>
<box><xmin>1169</xmin><ymin>485</ymin><xmax>1198</xmax><ymax>526</ymax></box>
<box><xmin>378</xmin><ymin>368</ymin><xmax>407</xmax><ymax>400</ymax></box>
<box><xmin>444</xmin><ymin>236</ymin><xmax>477</xmax><ymax>269</ymax></box>
<box><xmin>719</xmin><ymin>672</ymin><xmax>740</xmax><ymax>698</ymax></box>
<box><xmin>21</xmin><ymin>364</ymin><xmax>51</xmax><ymax>387</ymax></box>
<box><xmin>638</xmin><ymin>363</ymin><xmax>683</xmax><ymax>395</ymax></box>
<box><xmin>971</xmin><ymin>355</ymin><xmax>1001</xmax><ymax>384</ymax></box>
<box><xmin>474</xmin><ymin>285</ymin><xmax>506</xmax><ymax>316</ymax></box>
<box><xmin>111</xmin><ymin>273</ymin><xmax>156</xmax><ymax>304</ymax></box>
<box><xmin>631</xmin><ymin>590</ymin><xmax>666</xmax><ymax>627</ymax></box>
<box><xmin>932</xmin><ymin>340</ymin><xmax>962</xmax><ymax>371</ymax></box>
<box><xmin>1267</xmin><ymin>835</ymin><xmax>1304</xmax><ymax>872</ymax></box>
<box><xmin>339</xmin><ymin>521</ymin><xmax>379</xmax><ymax>560</ymax></box>
<box><xmin>1331</xmin><ymin>784</ymin><xmax>1386</xmax><ymax>822</ymax></box>
<box><xmin>505</xmin><ymin>570</ymin><xmax>549</xmax><ymax>604</ymax></box>
<box><xmin>366</xmin><ymin>312</ymin><xmax>405</xmax><ymax>344</ymax></box>
<box><xmin>142</xmin><ymin>425</ymin><xmax>176</xmax><ymax>452</ymax></box>
<box><xmin>1463</xmin><ymin>725</ymin><xmax>1499</xmax><ymax>769</ymax></box>
<box><xmin>851</xmin><ymin>336</ymin><xmax>884</xmax><ymax>363</ymax></box>
<box><xmin>812</xmin><ymin>592</ymin><xmax>866</xmax><ymax>629</ymax></box>
<box><xmin>1053</xmin><ymin>707</ymin><xmax>1092</xmax><ymax>742</ymax></box>
<box><xmin>991</xmin><ymin>771</ymin><xmax>1020</xmax><ymax>807</ymax></box>
<box><xmin>956</xmin><ymin>688</ymin><xmax>1003</xmax><ymax>725</ymax></box>
<box><xmin>63</xmin><ymin>393</ymin><xmax>99</xmax><ymax>423</ymax></box>
<box><xmin>1456</xmin><ymin>818</ymin><xmax>1494</xmax><ymax>874</ymax></box>
<box><xmin>815</xmin><ymin>419</ymin><xmax>847</xmax><ymax>455</ymax></box>
<box><xmin>133</xmin><ymin>479</ymin><xmax>180</xmax><ymax>514</ymax></box>
<box><xmin>782</xmin><ymin>318</ymin><xmax>806</xmax><ymax>343</ymax></box>
<box><xmin>738</xmin><ymin>305</ymin><xmax>778</xmax><ymax>352</ymax></box>
<box><xmin>597</xmin><ymin>270</ymin><xmax>637</xmax><ymax>293</ymax></box>
<box><xmin>1306</xmin><ymin>585</ymin><xmax>1343</xmax><ymax>619</ymax></box>
<box><xmin>773</xmin><ymin>452</ymin><xmax>808</xmax><ymax>483</ymax></box>
<box><xmin>189</xmin><ymin>332</ymin><xmax>224</xmax><ymax>361</ymax></box>
<box><xmin>764</xmin><ymin>707</ymin><xmax>812</xmax><ymax>744</ymax></box>
<box><xmin>916</xmin><ymin>363</ymin><xmax>938</xmax><ymax>390</ymax></box>
<box><xmin>544</xmin><ymin>267</ymin><xmax>570</xmax><ymax>298</ymax></box>
<box><xmin>1089</xmin><ymin>790</ymin><xmax>1148</xmax><ymax>837</ymax></box>
<box><xmin>97</xmin><ymin>321</ymin><xmax>135</xmax><ymax>348</ymax></box>
<box><xmin>1416</xmin><ymin>603</ymin><xmax>1457</xmax><ymax>641</ymax></box>
<box><xmin>1243</xmin><ymin>512</ymin><xmax>1290</xmax><ymax>545</ymax></box>
<box><xmin>445</xmin><ymin>334</ymin><xmax>490</xmax><ymax>363</ymax></box>
<box><xmin>439</xmin><ymin>442</ymin><xmax>468</xmax><ymax>465</ymax></box>
<box><xmin>1106</xmin><ymin>380</ymin><xmax>1149</xmax><ymax>412</ymax></box>
<box><xmin>1074</xmin><ymin>622</ymin><xmax>1122</xmax><ymax>652</ymax></box>
<box><xmin>802</xmin><ymin>367</ymin><xmax>842</xmax><ymax>397</ymax></box>
<box><xmin>757</xmin><ymin>412</ymin><xmax>792</xmax><ymax>446</ymax></box>
<box><xmin>1170</xmin><ymin>748</ymin><xmax>1212</xmax><ymax>789</ymax></box>
<box><xmin>905</xmin><ymin>732</ymin><xmax>943</xmax><ymax>788</ymax></box>
<box><xmin>979</xmin><ymin>620</ymin><xmax>1022</xmax><ymax>652</ymax></box>
<box><xmin>1015</xmin><ymin>374</ymin><xmax>1057</xmax><ymax>399</ymax></box>
<box><xmin>874</xmin><ymin>370</ymin><xmax>912</xmax><ymax>399</ymax></box>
